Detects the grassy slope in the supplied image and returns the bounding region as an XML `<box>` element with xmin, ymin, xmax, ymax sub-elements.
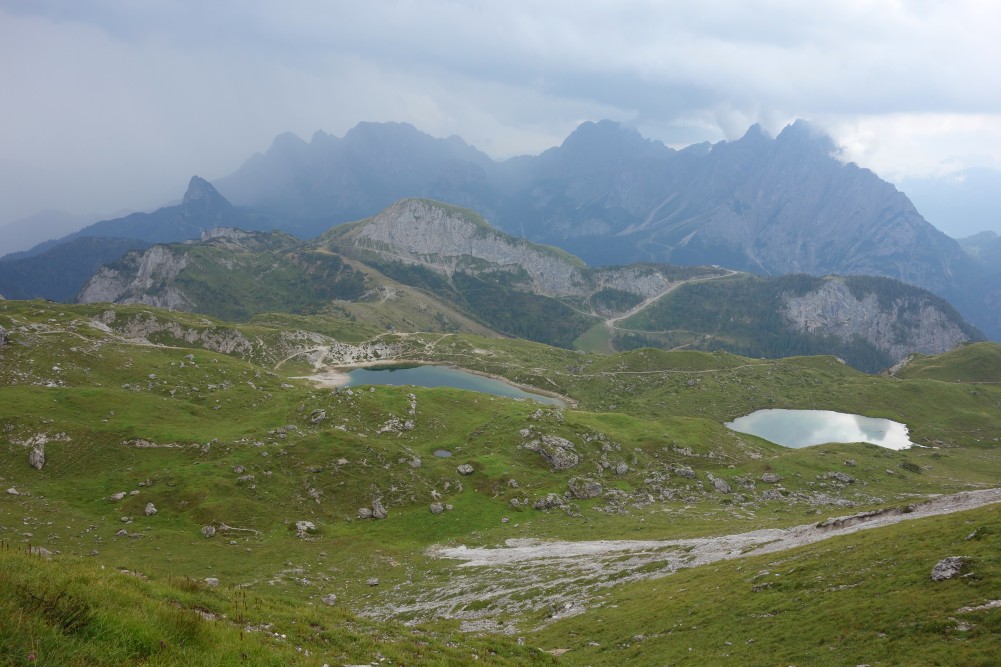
<box><xmin>2</xmin><ymin>300</ymin><xmax>1001</xmax><ymax>665</ymax></box>
<box><xmin>0</xmin><ymin>546</ymin><xmax>552</xmax><ymax>666</ymax></box>
<box><xmin>894</xmin><ymin>342</ymin><xmax>1001</xmax><ymax>383</ymax></box>
<box><xmin>534</xmin><ymin>505</ymin><xmax>1001</xmax><ymax>666</ymax></box>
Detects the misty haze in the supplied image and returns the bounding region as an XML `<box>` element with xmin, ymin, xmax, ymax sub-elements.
<box><xmin>2</xmin><ymin>3</ymin><xmax>1001</xmax><ymax>666</ymax></box>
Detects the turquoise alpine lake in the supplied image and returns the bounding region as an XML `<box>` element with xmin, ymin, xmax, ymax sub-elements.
<box><xmin>725</xmin><ymin>409</ymin><xmax>914</xmax><ymax>450</ymax></box>
<box><xmin>344</xmin><ymin>364</ymin><xmax>564</xmax><ymax>406</ymax></box>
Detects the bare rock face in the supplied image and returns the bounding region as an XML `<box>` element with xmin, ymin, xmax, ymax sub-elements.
<box><xmin>931</xmin><ymin>556</ymin><xmax>967</xmax><ymax>581</ymax></box>
<box><xmin>334</xmin><ymin>198</ymin><xmax>590</xmax><ymax>297</ymax></box>
<box><xmin>322</xmin><ymin>593</ymin><xmax>337</xmax><ymax>606</ymax></box>
<box><xmin>371</xmin><ymin>498</ymin><xmax>388</xmax><ymax>520</ymax></box>
<box><xmin>761</xmin><ymin>473</ymin><xmax>782</xmax><ymax>484</ymax></box>
<box><xmin>357</xmin><ymin>507</ymin><xmax>373</xmax><ymax>520</ymax></box>
<box><xmin>28</xmin><ymin>443</ymin><xmax>45</xmax><ymax>470</ymax></box>
<box><xmin>0</xmin><ymin>325</ymin><xmax>8</xmax><ymax>346</ymax></box>
<box><xmin>783</xmin><ymin>277</ymin><xmax>975</xmax><ymax>364</ymax></box>
<box><xmin>527</xmin><ymin>435</ymin><xmax>580</xmax><ymax>470</ymax></box>
<box><xmin>429</xmin><ymin>502</ymin><xmax>445</xmax><ymax>515</ymax></box>
<box><xmin>78</xmin><ymin>245</ymin><xmax>193</xmax><ymax>308</ymax></box>
<box><xmin>144</xmin><ymin>503</ymin><xmax>157</xmax><ymax>516</ymax></box>
<box><xmin>201</xmin><ymin>525</ymin><xmax>216</xmax><ymax>538</ymax></box>
<box><xmin>456</xmin><ymin>463</ymin><xmax>474</xmax><ymax>475</ymax></box>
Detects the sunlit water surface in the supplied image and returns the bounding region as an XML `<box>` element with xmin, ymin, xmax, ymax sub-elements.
<box><xmin>725</xmin><ymin>409</ymin><xmax>913</xmax><ymax>450</ymax></box>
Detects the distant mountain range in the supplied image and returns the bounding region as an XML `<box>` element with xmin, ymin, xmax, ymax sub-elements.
<box><xmin>3</xmin><ymin>119</ymin><xmax>1000</xmax><ymax>341</ymax></box>
<box><xmin>211</xmin><ymin>120</ymin><xmax>1000</xmax><ymax>339</ymax></box>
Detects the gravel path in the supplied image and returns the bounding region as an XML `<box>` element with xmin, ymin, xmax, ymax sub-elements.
<box><xmin>362</xmin><ymin>488</ymin><xmax>1001</xmax><ymax>630</ymax></box>
<box><xmin>437</xmin><ymin>488</ymin><xmax>1001</xmax><ymax>568</ymax></box>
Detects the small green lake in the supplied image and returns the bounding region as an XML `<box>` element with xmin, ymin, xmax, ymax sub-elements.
<box><xmin>726</xmin><ymin>409</ymin><xmax>914</xmax><ymax>450</ymax></box>
<box><xmin>344</xmin><ymin>364</ymin><xmax>564</xmax><ymax>406</ymax></box>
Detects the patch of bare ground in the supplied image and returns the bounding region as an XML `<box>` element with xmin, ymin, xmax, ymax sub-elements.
<box><xmin>361</xmin><ymin>488</ymin><xmax>1001</xmax><ymax>631</ymax></box>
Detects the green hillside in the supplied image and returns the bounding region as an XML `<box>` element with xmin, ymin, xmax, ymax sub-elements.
<box><xmin>2</xmin><ymin>299</ymin><xmax>1000</xmax><ymax>665</ymax></box>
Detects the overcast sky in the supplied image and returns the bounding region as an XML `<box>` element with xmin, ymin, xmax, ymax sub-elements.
<box><xmin>2</xmin><ymin>0</ymin><xmax>1000</xmax><ymax>236</ymax></box>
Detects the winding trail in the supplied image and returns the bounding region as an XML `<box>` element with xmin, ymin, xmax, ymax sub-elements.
<box><xmin>604</xmin><ymin>268</ymin><xmax>739</xmax><ymax>332</ymax></box>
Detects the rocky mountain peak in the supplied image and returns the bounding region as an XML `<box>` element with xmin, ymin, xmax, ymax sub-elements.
<box><xmin>776</xmin><ymin>119</ymin><xmax>836</xmax><ymax>155</ymax></box>
<box><xmin>558</xmin><ymin>120</ymin><xmax>670</xmax><ymax>161</ymax></box>
<box><xmin>182</xmin><ymin>176</ymin><xmax>231</xmax><ymax>210</ymax></box>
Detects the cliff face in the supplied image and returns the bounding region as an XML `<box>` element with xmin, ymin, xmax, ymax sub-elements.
<box><xmin>78</xmin><ymin>245</ymin><xmax>192</xmax><ymax>309</ymax></box>
<box><xmin>329</xmin><ymin>199</ymin><xmax>591</xmax><ymax>296</ymax></box>
<box><xmin>782</xmin><ymin>277</ymin><xmax>974</xmax><ymax>361</ymax></box>
<box><xmin>327</xmin><ymin>199</ymin><xmax>714</xmax><ymax>301</ymax></box>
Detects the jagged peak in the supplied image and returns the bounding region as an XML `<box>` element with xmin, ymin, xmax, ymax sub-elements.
<box><xmin>344</xmin><ymin>121</ymin><xmax>423</xmax><ymax>142</ymax></box>
<box><xmin>737</xmin><ymin>123</ymin><xmax>771</xmax><ymax>143</ymax></box>
<box><xmin>309</xmin><ymin>129</ymin><xmax>338</xmax><ymax>147</ymax></box>
<box><xmin>564</xmin><ymin>120</ymin><xmax>642</xmax><ymax>146</ymax></box>
<box><xmin>184</xmin><ymin>176</ymin><xmax>225</xmax><ymax>205</ymax></box>
<box><xmin>557</xmin><ymin>119</ymin><xmax>670</xmax><ymax>160</ymax></box>
<box><xmin>776</xmin><ymin>119</ymin><xmax>836</xmax><ymax>153</ymax></box>
<box><xmin>268</xmin><ymin>131</ymin><xmax>308</xmax><ymax>153</ymax></box>
<box><xmin>182</xmin><ymin>176</ymin><xmax>230</xmax><ymax>208</ymax></box>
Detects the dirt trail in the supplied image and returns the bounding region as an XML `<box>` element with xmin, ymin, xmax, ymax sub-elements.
<box><xmin>605</xmin><ymin>268</ymin><xmax>738</xmax><ymax>331</ymax></box>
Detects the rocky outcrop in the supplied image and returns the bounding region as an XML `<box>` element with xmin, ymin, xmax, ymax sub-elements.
<box><xmin>707</xmin><ymin>473</ymin><xmax>731</xmax><ymax>494</ymax></box>
<box><xmin>783</xmin><ymin>277</ymin><xmax>978</xmax><ymax>362</ymax></box>
<box><xmin>101</xmin><ymin>312</ymin><xmax>254</xmax><ymax>356</ymax></box>
<box><xmin>567</xmin><ymin>477</ymin><xmax>602</xmax><ymax>499</ymax></box>
<box><xmin>328</xmin><ymin>198</ymin><xmax>709</xmax><ymax>303</ymax></box>
<box><xmin>331</xmin><ymin>198</ymin><xmax>590</xmax><ymax>296</ymax></box>
<box><xmin>931</xmin><ymin>556</ymin><xmax>967</xmax><ymax>581</ymax></box>
<box><xmin>294</xmin><ymin>520</ymin><xmax>316</xmax><ymax>538</ymax></box>
<box><xmin>78</xmin><ymin>245</ymin><xmax>192</xmax><ymax>308</ymax></box>
<box><xmin>526</xmin><ymin>435</ymin><xmax>580</xmax><ymax>470</ymax></box>
<box><xmin>28</xmin><ymin>442</ymin><xmax>45</xmax><ymax>470</ymax></box>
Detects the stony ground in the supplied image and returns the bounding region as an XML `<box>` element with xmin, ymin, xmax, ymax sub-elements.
<box><xmin>364</xmin><ymin>488</ymin><xmax>1001</xmax><ymax>632</ymax></box>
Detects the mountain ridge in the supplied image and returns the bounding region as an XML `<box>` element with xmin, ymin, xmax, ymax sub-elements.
<box><xmin>209</xmin><ymin>120</ymin><xmax>1000</xmax><ymax>339</ymax></box>
<box><xmin>76</xmin><ymin>198</ymin><xmax>981</xmax><ymax>371</ymax></box>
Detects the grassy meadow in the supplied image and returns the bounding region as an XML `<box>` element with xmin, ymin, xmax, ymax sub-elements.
<box><xmin>2</xmin><ymin>299</ymin><xmax>1000</xmax><ymax>665</ymax></box>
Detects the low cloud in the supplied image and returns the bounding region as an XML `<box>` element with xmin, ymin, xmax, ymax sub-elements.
<box><xmin>2</xmin><ymin>1</ymin><xmax>1000</xmax><ymax>225</ymax></box>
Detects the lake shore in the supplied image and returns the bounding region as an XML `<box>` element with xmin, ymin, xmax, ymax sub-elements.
<box><xmin>293</xmin><ymin>360</ymin><xmax>575</xmax><ymax>407</ymax></box>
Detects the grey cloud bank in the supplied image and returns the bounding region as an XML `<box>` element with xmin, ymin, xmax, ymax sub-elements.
<box><xmin>2</xmin><ymin>0</ymin><xmax>1001</xmax><ymax>242</ymax></box>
